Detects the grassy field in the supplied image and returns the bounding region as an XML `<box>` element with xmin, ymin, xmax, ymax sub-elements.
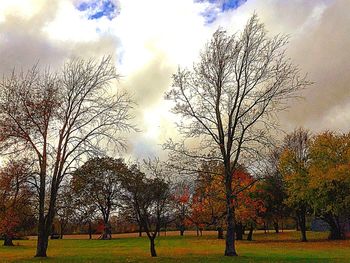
<box><xmin>1</xmin><ymin>231</ymin><xmax>350</xmax><ymax>262</ymax></box>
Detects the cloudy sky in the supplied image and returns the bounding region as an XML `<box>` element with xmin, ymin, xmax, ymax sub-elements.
<box><xmin>0</xmin><ymin>0</ymin><xmax>349</xmax><ymax>158</ymax></box>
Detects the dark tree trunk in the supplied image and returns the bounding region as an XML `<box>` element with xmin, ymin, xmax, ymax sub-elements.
<box><xmin>273</xmin><ymin>221</ymin><xmax>279</xmax><ymax>233</ymax></box>
<box><xmin>59</xmin><ymin>221</ymin><xmax>64</xmax><ymax>239</ymax></box>
<box><xmin>281</xmin><ymin>220</ymin><xmax>284</xmax><ymax>233</ymax></box>
<box><xmin>247</xmin><ymin>224</ymin><xmax>254</xmax><ymax>241</ymax></box>
<box><xmin>326</xmin><ymin>215</ymin><xmax>344</xmax><ymax>240</ymax></box>
<box><xmin>101</xmin><ymin>222</ymin><xmax>112</xmax><ymax>240</ymax></box>
<box><xmin>295</xmin><ymin>218</ymin><xmax>300</xmax><ymax>231</ymax></box>
<box><xmin>179</xmin><ymin>225</ymin><xmax>185</xmax><ymax>236</ymax></box>
<box><xmin>35</xmin><ymin>230</ymin><xmax>49</xmax><ymax>257</ymax></box>
<box><xmin>235</xmin><ymin>222</ymin><xmax>243</xmax><ymax>240</ymax></box>
<box><xmin>35</xmin><ymin>170</ymin><xmax>56</xmax><ymax>257</ymax></box>
<box><xmin>297</xmin><ymin>208</ymin><xmax>307</xmax><ymax>242</ymax></box>
<box><xmin>88</xmin><ymin>222</ymin><xmax>92</xmax><ymax>240</ymax></box>
<box><xmin>150</xmin><ymin>237</ymin><xmax>157</xmax><ymax>257</ymax></box>
<box><xmin>196</xmin><ymin>226</ymin><xmax>199</xmax><ymax>237</ymax></box>
<box><xmin>329</xmin><ymin>226</ymin><xmax>344</xmax><ymax>240</ymax></box>
<box><xmin>217</xmin><ymin>226</ymin><xmax>224</xmax><ymax>239</ymax></box>
<box><xmin>264</xmin><ymin>221</ymin><xmax>267</xmax><ymax>234</ymax></box>
<box><xmin>224</xmin><ymin>177</ymin><xmax>237</xmax><ymax>256</ymax></box>
<box><xmin>200</xmin><ymin>228</ymin><xmax>203</xmax><ymax>236</ymax></box>
<box><xmin>3</xmin><ymin>235</ymin><xmax>14</xmax><ymax>246</ymax></box>
<box><xmin>139</xmin><ymin>224</ymin><xmax>142</xmax><ymax>237</ymax></box>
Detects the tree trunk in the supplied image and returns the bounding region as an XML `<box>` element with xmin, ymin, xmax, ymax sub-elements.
<box><xmin>59</xmin><ymin>221</ymin><xmax>64</xmax><ymax>239</ymax></box>
<box><xmin>295</xmin><ymin>218</ymin><xmax>300</xmax><ymax>231</ymax></box>
<box><xmin>297</xmin><ymin>208</ymin><xmax>307</xmax><ymax>242</ymax></box>
<box><xmin>138</xmin><ymin>224</ymin><xmax>142</xmax><ymax>237</ymax></box>
<box><xmin>326</xmin><ymin>215</ymin><xmax>344</xmax><ymax>240</ymax></box>
<box><xmin>196</xmin><ymin>226</ymin><xmax>199</xmax><ymax>237</ymax></box>
<box><xmin>179</xmin><ymin>225</ymin><xmax>185</xmax><ymax>236</ymax></box>
<box><xmin>101</xmin><ymin>222</ymin><xmax>111</xmax><ymax>240</ymax></box>
<box><xmin>264</xmin><ymin>221</ymin><xmax>267</xmax><ymax>234</ymax></box>
<box><xmin>35</xmin><ymin>230</ymin><xmax>49</xmax><ymax>257</ymax></box>
<box><xmin>224</xmin><ymin>177</ymin><xmax>238</xmax><ymax>256</ymax></box>
<box><xmin>150</xmin><ymin>237</ymin><xmax>157</xmax><ymax>257</ymax></box>
<box><xmin>88</xmin><ymin>222</ymin><xmax>92</xmax><ymax>240</ymax></box>
<box><xmin>200</xmin><ymin>228</ymin><xmax>203</xmax><ymax>236</ymax></box>
<box><xmin>247</xmin><ymin>224</ymin><xmax>254</xmax><ymax>241</ymax></box>
<box><xmin>217</xmin><ymin>226</ymin><xmax>224</xmax><ymax>239</ymax></box>
<box><xmin>281</xmin><ymin>220</ymin><xmax>284</xmax><ymax>233</ymax></box>
<box><xmin>3</xmin><ymin>235</ymin><xmax>14</xmax><ymax>246</ymax></box>
<box><xmin>273</xmin><ymin>221</ymin><xmax>279</xmax><ymax>234</ymax></box>
<box><xmin>235</xmin><ymin>222</ymin><xmax>243</xmax><ymax>240</ymax></box>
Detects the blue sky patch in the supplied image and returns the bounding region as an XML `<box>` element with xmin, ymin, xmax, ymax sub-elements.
<box><xmin>196</xmin><ymin>0</ymin><xmax>247</xmax><ymax>24</ymax></box>
<box><xmin>77</xmin><ymin>0</ymin><xmax>119</xmax><ymax>20</ymax></box>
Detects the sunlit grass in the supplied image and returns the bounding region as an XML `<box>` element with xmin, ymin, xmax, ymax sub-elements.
<box><xmin>1</xmin><ymin>231</ymin><xmax>349</xmax><ymax>262</ymax></box>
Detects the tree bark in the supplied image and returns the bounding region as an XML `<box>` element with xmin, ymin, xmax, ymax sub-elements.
<box><xmin>3</xmin><ymin>235</ymin><xmax>14</xmax><ymax>246</ymax></box>
<box><xmin>101</xmin><ymin>222</ymin><xmax>112</xmax><ymax>240</ymax></box>
<box><xmin>138</xmin><ymin>224</ymin><xmax>142</xmax><ymax>237</ymax></box>
<box><xmin>150</xmin><ymin>237</ymin><xmax>157</xmax><ymax>257</ymax></box>
<box><xmin>217</xmin><ymin>226</ymin><xmax>224</xmax><ymax>239</ymax></box>
<box><xmin>326</xmin><ymin>215</ymin><xmax>344</xmax><ymax>240</ymax></box>
<box><xmin>88</xmin><ymin>222</ymin><xmax>92</xmax><ymax>240</ymax></box>
<box><xmin>224</xmin><ymin>178</ymin><xmax>238</xmax><ymax>256</ymax></box>
<box><xmin>179</xmin><ymin>225</ymin><xmax>185</xmax><ymax>236</ymax></box>
<box><xmin>273</xmin><ymin>221</ymin><xmax>279</xmax><ymax>234</ymax></box>
<box><xmin>235</xmin><ymin>222</ymin><xmax>243</xmax><ymax>240</ymax></box>
<box><xmin>35</xmin><ymin>230</ymin><xmax>49</xmax><ymax>257</ymax></box>
<box><xmin>297</xmin><ymin>208</ymin><xmax>307</xmax><ymax>242</ymax></box>
<box><xmin>247</xmin><ymin>224</ymin><xmax>254</xmax><ymax>241</ymax></box>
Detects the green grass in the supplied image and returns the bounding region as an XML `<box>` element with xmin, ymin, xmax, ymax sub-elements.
<box><xmin>1</xmin><ymin>231</ymin><xmax>349</xmax><ymax>262</ymax></box>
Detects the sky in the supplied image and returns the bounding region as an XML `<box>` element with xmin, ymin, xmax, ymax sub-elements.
<box><xmin>0</xmin><ymin>0</ymin><xmax>349</xmax><ymax>159</ymax></box>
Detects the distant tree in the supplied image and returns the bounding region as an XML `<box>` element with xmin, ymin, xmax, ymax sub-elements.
<box><xmin>72</xmin><ymin>157</ymin><xmax>129</xmax><ymax>240</ymax></box>
<box><xmin>55</xmin><ymin>185</ymin><xmax>76</xmax><ymax>239</ymax></box>
<box><xmin>0</xmin><ymin>56</ymin><xmax>134</xmax><ymax>256</ymax></box>
<box><xmin>261</xmin><ymin>148</ymin><xmax>290</xmax><ymax>234</ymax></box>
<box><xmin>233</xmin><ymin>169</ymin><xmax>266</xmax><ymax>241</ymax></box>
<box><xmin>172</xmin><ymin>182</ymin><xmax>191</xmax><ymax>236</ymax></box>
<box><xmin>121</xmin><ymin>160</ymin><xmax>172</xmax><ymax>257</ymax></box>
<box><xmin>165</xmin><ymin>14</ymin><xmax>309</xmax><ymax>256</ymax></box>
<box><xmin>0</xmin><ymin>160</ymin><xmax>34</xmax><ymax>246</ymax></box>
<box><xmin>309</xmin><ymin>132</ymin><xmax>350</xmax><ymax>240</ymax></box>
<box><xmin>192</xmin><ymin>161</ymin><xmax>265</xmax><ymax>241</ymax></box>
<box><xmin>279</xmin><ymin>128</ymin><xmax>312</xmax><ymax>242</ymax></box>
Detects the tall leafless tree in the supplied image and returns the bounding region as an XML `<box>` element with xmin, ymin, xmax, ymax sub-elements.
<box><xmin>0</xmin><ymin>56</ymin><xmax>135</xmax><ymax>257</ymax></box>
<box><xmin>165</xmin><ymin>14</ymin><xmax>310</xmax><ymax>256</ymax></box>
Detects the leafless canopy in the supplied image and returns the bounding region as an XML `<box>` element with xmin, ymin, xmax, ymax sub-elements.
<box><xmin>165</xmin><ymin>14</ymin><xmax>310</xmax><ymax>173</ymax></box>
<box><xmin>164</xmin><ymin>14</ymin><xmax>310</xmax><ymax>256</ymax></box>
<box><xmin>0</xmin><ymin>55</ymin><xmax>135</xmax><ymax>257</ymax></box>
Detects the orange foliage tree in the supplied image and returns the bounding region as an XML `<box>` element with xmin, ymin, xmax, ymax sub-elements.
<box><xmin>0</xmin><ymin>160</ymin><xmax>34</xmax><ymax>246</ymax></box>
<box><xmin>190</xmin><ymin>161</ymin><xmax>265</xmax><ymax>240</ymax></box>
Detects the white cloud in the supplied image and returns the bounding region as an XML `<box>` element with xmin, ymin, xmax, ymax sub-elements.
<box><xmin>0</xmin><ymin>0</ymin><xmax>349</xmax><ymax>158</ymax></box>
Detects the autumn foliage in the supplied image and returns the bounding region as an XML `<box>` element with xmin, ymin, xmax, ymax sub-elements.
<box><xmin>0</xmin><ymin>160</ymin><xmax>34</xmax><ymax>246</ymax></box>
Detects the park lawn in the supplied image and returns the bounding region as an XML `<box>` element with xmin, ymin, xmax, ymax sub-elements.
<box><xmin>1</xmin><ymin>231</ymin><xmax>350</xmax><ymax>262</ymax></box>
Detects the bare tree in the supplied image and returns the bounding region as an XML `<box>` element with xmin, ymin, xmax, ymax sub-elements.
<box><xmin>165</xmin><ymin>14</ymin><xmax>309</xmax><ymax>256</ymax></box>
<box><xmin>0</xmin><ymin>56</ymin><xmax>135</xmax><ymax>257</ymax></box>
